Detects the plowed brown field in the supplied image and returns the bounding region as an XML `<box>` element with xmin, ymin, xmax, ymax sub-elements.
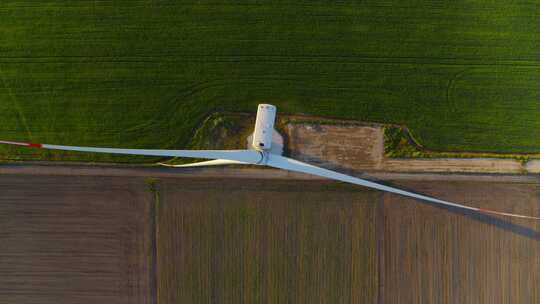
<box><xmin>156</xmin><ymin>179</ymin><xmax>378</xmax><ymax>304</ymax></box>
<box><xmin>157</xmin><ymin>177</ymin><xmax>540</xmax><ymax>304</ymax></box>
<box><xmin>0</xmin><ymin>175</ymin><xmax>155</xmax><ymax>304</ymax></box>
<box><xmin>2</xmin><ymin>170</ymin><xmax>539</xmax><ymax>304</ymax></box>
<box><xmin>379</xmin><ymin>181</ymin><xmax>540</xmax><ymax>304</ymax></box>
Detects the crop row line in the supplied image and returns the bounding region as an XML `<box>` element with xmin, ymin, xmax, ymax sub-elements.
<box><xmin>2</xmin><ymin>59</ymin><xmax>540</xmax><ymax>69</ymax></box>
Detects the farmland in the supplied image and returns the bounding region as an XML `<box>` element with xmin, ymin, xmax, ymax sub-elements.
<box><xmin>1</xmin><ymin>168</ymin><xmax>540</xmax><ymax>303</ymax></box>
<box><xmin>380</xmin><ymin>180</ymin><xmax>540</xmax><ymax>303</ymax></box>
<box><xmin>2</xmin><ymin>1</ymin><xmax>540</xmax><ymax>163</ymax></box>
<box><xmin>0</xmin><ymin>175</ymin><xmax>155</xmax><ymax>304</ymax></box>
<box><xmin>156</xmin><ymin>179</ymin><xmax>378</xmax><ymax>304</ymax></box>
<box><xmin>156</xmin><ymin>175</ymin><xmax>540</xmax><ymax>304</ymax></box>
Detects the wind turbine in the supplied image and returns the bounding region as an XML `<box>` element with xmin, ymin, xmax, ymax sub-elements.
<box><xmin>1</xmin><ymin>104</ymin><xmax>538</xmax><ymax>220</ymax></box>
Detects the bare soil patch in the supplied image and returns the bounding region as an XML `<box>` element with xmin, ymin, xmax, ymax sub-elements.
<box><xmin>525</xmin><ymin>160</ymin><xmax>540</xmax><ymax>173</ymax></box>
<box><xmin>286</xmin><ymin>123</ymin><xmax>383</xmax><ymax>170</ymax></box>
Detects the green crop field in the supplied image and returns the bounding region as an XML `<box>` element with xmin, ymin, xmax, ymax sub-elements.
<box><xmin>1</xmin><ymin>1</ymin><xmax>540</xmax><ymax>162</ymax></box>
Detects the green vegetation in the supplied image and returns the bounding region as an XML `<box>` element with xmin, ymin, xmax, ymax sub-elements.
<box><xmin>384</xmin><ymin>126</ymin><xmax>537</xmax><ymax>163</ymax></box>
<box><xmin>145</xmin><ymin>177</ymin><xmax>159</xmax><ymax>195</ymax></box>
<box><xmin>2</xmin><ymin>1</ymin><xmax>540</xmax><ymax>163</ymax></box>
<box><xmin>384</xmin><ymin>126</ymin><xmax>427</xmax><ymax>158</ymax></box>
<box><xmin>187</xmin><ymin>114</ymin><xmax>252</xmax><ymax>150</ymax></box>
<box><xmin>160</xmin><ymin>113</ymin><xmax>254</xmax><ymax>165</ymax></box>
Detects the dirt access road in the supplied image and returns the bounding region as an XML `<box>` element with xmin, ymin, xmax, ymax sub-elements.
<box><xmin>2</xmin><ymin>163</ymin><xmax>540</xmax><ymax>183</ymax></box>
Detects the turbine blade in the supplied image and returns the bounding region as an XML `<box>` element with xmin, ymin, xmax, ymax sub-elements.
<box><xmin>0</xmin><ymin>140</ymin><xmax>262</xmax><ymax>164</ymax></box>
<box><xmin>159</xmin><ymin>159</ymin><xmax>247</xmax><ymax>167</ymax></box>
<box><xmin>266</xmin><ymin>154</ymin><xmax>540</xmax><ymax>220</ymax></box>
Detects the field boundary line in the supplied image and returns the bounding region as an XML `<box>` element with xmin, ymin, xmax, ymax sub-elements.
<box><xmin>1</xmin><ymin>163</ymin><xmax>540</xmax><ymax>183</ymax></box>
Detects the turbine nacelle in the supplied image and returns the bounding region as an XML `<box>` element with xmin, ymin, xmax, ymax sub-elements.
<box><xmin>252</xmin><ymin>104</ymin><xmax>277</xmax><ymax>151</ymax></box>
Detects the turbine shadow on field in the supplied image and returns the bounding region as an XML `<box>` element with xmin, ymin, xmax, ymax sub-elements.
<box><xmin>299</xmin><ymin>156</ymin><xmax>540</xmax><ymax>241</ymax></box>
<box><xmin>369</xmin><ymin>176</ymin><xmax>540</xmax><ymax>242</ymax></box>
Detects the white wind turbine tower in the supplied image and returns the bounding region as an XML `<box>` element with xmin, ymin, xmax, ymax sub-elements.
<box><xmin>1</xmin><ymin>104</ymin><xmax>538</xmax><ymax>220</ymax></box>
